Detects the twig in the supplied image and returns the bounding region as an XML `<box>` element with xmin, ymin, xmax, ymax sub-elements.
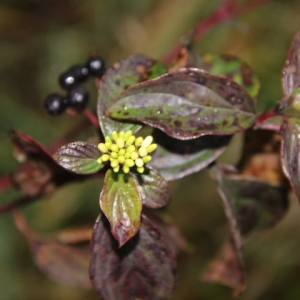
<box><xmin>83</xmin><ymin>109</ymin><xmax>100</xmax><ymax>128</ymax></box>
<box><xmin>162</xmin><ymin>0</ymin><xmax>271</xmax><ymax>65</ymax></box>
<box><xmin>0</xmin><ymin>195</ymin><xmax>39</xmax><ymax>215</ymax></box>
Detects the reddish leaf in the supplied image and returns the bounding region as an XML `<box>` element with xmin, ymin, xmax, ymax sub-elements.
<box><xmin>10</xmin><ymin>129</ymin><xmax>52</xmax><ymax>162</ymax></box>
<box><xmin>106</xmin><ymin>68</ymin><xmax>256</xmax><ymax>140</ymax></box>
<box><xmin>53</xmin><ymin>141</ymin><xmax>103</xmax><ymax>175</ymax></box>
<box><xmin>150</xmin><ymin>129</ymin><xmax>231</xmax><ymax>180</ymax></box>
<box><xmin>100</xmin><ymin>170</ymin><xmax>142</xmax><ymax>247</ymax></box>
<box><xmin>13</xmin><ymin>210</ymin><xmax>92</xmax><ymax>289</ymax></box>
<box><xmin>281</xmin><ymin>117</ymin><xmax>300</xmax><ymax>202</ymax></box>
<box><xmin>282</xmin><ymin>31</ymin><xmax>300</xmax><ymax>96</ymax></box>
<box><xmin>89</xmin><ymin>214</ymin><xmax>177</xmax><ymax>300</ymax></box>
<box><xmin>97</xmin><ymin>54</ymin><xmax>166</xmax><ymax>136</ymax></box>
<box><xmin>131</xmin><ymin>166</ymin><xmax>170</xmax><ymax>209</ymax></box>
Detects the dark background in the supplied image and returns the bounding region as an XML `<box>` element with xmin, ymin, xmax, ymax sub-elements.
<box><xmin>1</xmin><ymin>0</ymin><xmax>300</xmax><ymax>299</ymax></box>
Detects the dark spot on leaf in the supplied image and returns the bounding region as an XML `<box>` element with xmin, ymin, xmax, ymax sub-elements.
<box><xmin>195</xmin><ymin>76</ymin><xmax>207</xmax><ymax>85</ymax></box>
<box><xmin>222</xmin><ymin>120</ymin><xmax>228</xmax><ymax>126</ymax></box>
<box><xmin>174</xmin><ymin>120</ymin><xmax>182</xmax><ymax>127</ymax></box>
<box><xmin>227</xmin><ymin>94</ymin><xmax>244</xmax><ymax>105</ymax></box>
<box><xmin>115</xmin><ymin>79</ymin><xmax>121</xmax><ymax>86</ymax></box>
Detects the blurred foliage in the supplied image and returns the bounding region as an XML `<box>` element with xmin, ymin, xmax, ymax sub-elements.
<box><xmin>1</xmin><ymin>0</ymin><xmax>300</xmax><ymax>299</ymax></box>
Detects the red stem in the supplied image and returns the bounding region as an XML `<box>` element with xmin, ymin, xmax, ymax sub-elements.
<box><xmin>162</xmin><ymin>0</ymin><xmax>270</xmax><ymax>65</ymax></box>
<box><xmin>255</xmin><ymin>108</ymin><xmax>277</xmax><ymax>125</ymax></box>
<box><xmin>83</xmin><ymin>109</ymin><xmax>100</xmax><ymax>128</ymax></box>
<box><xmin>0</xmin><ymin>195</ymin><xmax>38</xmax><ymax>215</ymax></box>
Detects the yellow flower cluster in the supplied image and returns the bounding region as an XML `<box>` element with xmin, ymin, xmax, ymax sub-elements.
<box><xmin>97</xmin><ymin>130</ymin><xmax>157</xmax><ymax>174</ymax></box>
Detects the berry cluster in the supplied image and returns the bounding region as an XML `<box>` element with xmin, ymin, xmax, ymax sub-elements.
<box><xmin>97</xmin><ymin>130</ymin><xmax>157</xmax><ymax>174</ymax></box>
<box><xmin>44</xmin><ymin>56</ymin><xmax>106</xmax><ymax>115</ymax></box>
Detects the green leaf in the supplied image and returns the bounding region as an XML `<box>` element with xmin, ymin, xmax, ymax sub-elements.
<box><xmin>281</xmin><ymin>117</ymin><xmax>300</xmax><ymax>202</ymax></box>
<box><xmin>53</xmin><ymin>141</ymin><xmax>103</xmax><ymax>175</ymax></box>
<box><xmin>150</xmin><ymin>129</ymin><xmax>231</xmax><ymax>180</ymax></box>
<box><xmin>100</xmin><ymin>170</ymin><xmax>142</xmax><ymax>247</ymax></box>
<box><xmin>106</xmin><ymin>68</ymin><xmax>256</xmax><ymax>140</ymax></box>
<box><xmin>97</xmin><ymin>54</ymin><xmax>166</xmax><ymax>136</ymax></box>
<box><xmin>213</xmin><ymin>164</ymin><xmax>288</xmax><ymax>235</ymax></box>
<box><xmin>201</xmin><ymin>54</ymin><xmax>260</xmax><ymax>98</ymax></box>
<box><xmin>131</xmin><ymin>166</ymin><xmax>170</xmax><ymax>208</ymax></box>
<box><xmin>282</xmin><ymin>31</ymin><xmax>300</xmax><ymax>96</ymax></box>
<box><xmin>89</xmin><ymin>214</ymin><xmax>177</xmax><ymax>300</ymax></box>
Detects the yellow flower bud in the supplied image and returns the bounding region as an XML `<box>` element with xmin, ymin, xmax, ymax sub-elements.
<box><xmin>131</xmin><ymin>151</ymin><xmax>139</xmax><ymax>160</ymax></box>
<box><xmin>123</xmin><ymin>165</ymin><xmax>130</xmax><ymax>173</ymax></box>
<box><xmin>110</xmin><ymin>144</ymin><xmax>119</xmax><ymax>153</ymax></box>
<box><xmin>141</xmin><ymin>136</ymin><xmax>153</xmax><ymax>148</ymax></box>
<box><xmin>135</xmin><ymin>158</ymin><xmax>144</xmax><ymax>167</ymax></box>
<box><xmin>113</xmin><ymin>165</ymin><xmax>120</xmax><ymax>173</ymax></box>
<box><xmin>105</xmin><ymin>142</ymin><xmax>112</xmax><ymax>150</ymax></box>
<box><xmin>142</xmin><ymin>155</ymin><xmax>152</xmax><ymax>163</ymax></box>
<box><xmin>101</xmin><ymin>154</ymin><xmax>110</xmax><ymax>162</ymax></box>
<box><xmin>116</xmin><ymin>137</ymin><xmax>125</xmax><ymax>149</ymax></box>
<box><xmin>127</xmin><ymin>145</ymin><xmax>136</xmax><ymax>153</ymax></box>
<box><xmin>126</xmin><ymin>136</ymin><xmax>135</xmax><ymax>146</ymax></box>
<box><xmin>105</xmin><ymin>136</ymin><xmax>112</xmax><ymax>143</ymax></box>
<box><xmin>97</xmin><ymin>157</ymin><xmax>103</xmax><ymax>164</ymax></box>
<box><xmin>118</xmin><ymin>131</ymin><xmax>125</xmax><ymax>139</ymax></box>
<box><xmin>147</xmin><ymin>144</ymin><xmax>157</xmax><ymax>153</ymax></box>
<box><xmin>135</xmin><ymin>137</ymin><xmax>144</xmax><ymax>147</ymax></box>
<box><xmin>118</xmin><ymin>149</ymin><xmax>126</xmax><ymax>156</ymax></box>
<box><xmin>112</xmin><ymin>131</ymin><xmax>118</xmax><ymax>141</ymax></box>
<box><xmin>125</xmin><ymin>159</ymin><xmax>135</xmax><ymax>167</ymax></box>
<box><xmin>98</xmin><ymin>143</ymin><xmax>108</xmax><ymax>153</ymax></box>
<box><xmin>118</xmin><ymin>156</ymin><xmax>125</xmax><ymax>164</ymax></box>
<box><xmin>124</xmin><ymin>130</ymin><xmax>132</xmax><ymax>140</ymax></box>
<box><xmin>138</xmin><ymin>147</ymin><xmax>148</xmax><ymax>157</ymax></box>
<box><xmin>124</xmin><ymin>152</ymin><xmax>131</xmax><ymax>159</ymax></box>
<box><xmin>137</xmin><ymin>167</ymin><xmax>145</xmax><ymax>173</ymax></box>
<box><xmin>111</xmin><ymin>159</ymin><xmax>119</xmax><ymax>168</ymax></box>
<box><xmin>110</xmin><ymin>152</ymin><xmax>118</xmax><ymax>159</ymax></box>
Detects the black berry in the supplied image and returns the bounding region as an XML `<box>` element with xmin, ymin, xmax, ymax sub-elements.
<box><xmin>44</xmin><ymin>93</ymin><xmax>67</xmax><ymax>115</ymax></box>
<box><xmin>59</xmin><ymin>65</ymin><xmax>89</xmax><ymax>90</ymax></box>
<box><xmin>86</xmin><ymin>56</ymin><xmax>105</xmax><ymax>77</ymax></box>
<box><xmin>68</xmin><ymin>86</ymin><xmax>89</xmax><ymax>110</ymax></box>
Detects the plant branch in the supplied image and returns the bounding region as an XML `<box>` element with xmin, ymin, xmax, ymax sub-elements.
<box><xmin>83</xmin><ymin>109</ymin><xmax>100</xmax><ymax>128</ymax></box>
<box><xmin>0</xmin><ymin>195</ymin><xmax>39</xmax><ymax>215</ymax></box>
<box><xmin>162</xmin><ymin>0</ymin><xmax>270</xmax><ymax>65</ymax></box>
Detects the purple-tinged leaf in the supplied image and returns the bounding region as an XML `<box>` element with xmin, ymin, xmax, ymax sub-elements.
<box><xmin>53</xmin><ymin>141</ymin><xmax>103</xmax><ymax>175</ymax></box>
<box><xmin>13</xmin><ymin>210</ymin><xmax>92</xmax><ymax>289</ymax></box>
<box><xmin>281</xmin><ymin>117</ymin><xmax>300</xmax><ymax>202</ymax></box>
<box><xmin>212</xmin><ymin>164</ymin><xmax>289</xmax><ymax>236</ymax></box>
<box><xmin>130</xmin><ymin>166</ymin><xmax>170</xmax><ymax>208</ymax></box>
<box><xmin>202</xmin><ymin>240</ymin><xmax>245</xmax><ymax>296</ymax></box>
<box><xmin>100</xmin><ymin>170</ymin><xmax>142</xmax><ymax>247</ymax></box>
<box><xmin>97</xmin><ymin>54</ymin><xmax>166</xmax><ymax>136</ymax></box>
<box><xmin>282</xmin><ymin>31</ymin><xmax>300</xmax><ymax>96</ymax></box>
<box><xmin>144</xmin><ymin>209</ymin><xmax>189</xmax><ymax>258</ymax></box>
<box><xmin>150</xmin><ymin>129</ymin><xmax>231</xmax><ymax>180</ymax></box>
<box><xmin>10</xmin><ymin>129</ymin><xmax>52</xmax><ymax>162</ymax></box>
<box><xmin>89</xmin><ymin>214</ymin><xmax>177</xmax><ymax>300</ymax></box>
<box><xmin>106</xmin><ymin>68</ymin><xmax>256</xmax><ymax>140</ymax></box>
